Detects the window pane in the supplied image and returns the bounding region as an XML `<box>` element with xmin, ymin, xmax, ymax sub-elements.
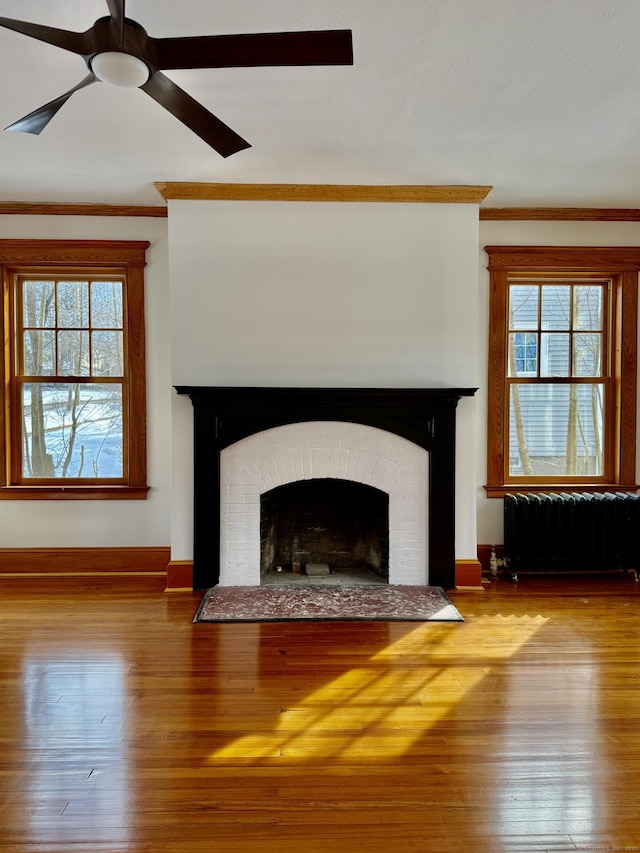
<box><xmin>57</xmin><ymin>331</ymin><xmax>90</xmax><ymax>376</ymax></box>
<box><xmin>574</xmin><ymin>285</ymin><xmax>603</xmax><ymax>330</ymax></box>
<box><xmin>508</xmin><ymin>332</ymin><xmax>537</xmax><ymax>376</ymax></box>
<box><xmin>92</xmin><ymin>331</ymin><xmax>124</xmax><ymax>376</ymax></box>
<box><xmin>541</xmin><ymin>286</ymin><xmax>570</xmax><ymax>330</ymax></box>
<box><xmin>574</xmin><ymin>333</ymin><xmax>602</xmax><ymax>377</ymax></box>
<box><xmin>509</xmin><ymin>285</ymin><xmax>538</xmax><ymax>329</ymax></box>
<box><xmin>24</xmin><ymin>330</ymin><xmax>55</xmax><ymax>376</ymax></box>
<box><xmin>23</xmin><ymin>280</ymin><xmax>55</xmax><ymax>328</ymax></box>
<box><xmin>57</xmin><ymin>281</ymin><xmax>89</xmax><ymax>328</ymax></box>
<box><xmin>540</xmin><ymin>332</ymin><xmax>570</xmax><ymax>377</ymax></box>
<box><xmin>91</xmin><ymin>281</ymin><xmax>123</xmax><ymax>329</ymax></box>
<box><xmin>509</xmin><ymin>383</ymin><xmax>604</xmax><ymax>476</ymax></box>
<box><xmin>21</xmin><ymin>383</ymin><xmax>123</xmax><ymax>479</ymax></box>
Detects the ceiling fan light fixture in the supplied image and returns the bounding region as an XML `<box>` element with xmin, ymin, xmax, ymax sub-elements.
<box><xmin>91</xmin><ymin>51</ymin><xmax>150</xmax><ymax>88</ymax></box>
<box><xmin>0</xmin><ymin>0</ymin><xmax>353</xmax><ymax>154</ymax></box>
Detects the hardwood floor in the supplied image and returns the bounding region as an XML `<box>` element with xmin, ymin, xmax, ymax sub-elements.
<box><xmin>1</xmin><ymin>574</ymin><xmax>639</xmax><ymax>853</ymax></box>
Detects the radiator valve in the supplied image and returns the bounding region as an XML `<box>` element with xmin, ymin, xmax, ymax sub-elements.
<box><xmin>489</xmin><ymin>547</ymin><xmax>508</xmax><ymax>577</ymax></box>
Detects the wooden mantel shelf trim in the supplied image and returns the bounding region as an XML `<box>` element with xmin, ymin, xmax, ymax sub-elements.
<box><xmin>153</xmin><ymin>182</ymin><xmax>493</xmax><ymax>204</ymax></box>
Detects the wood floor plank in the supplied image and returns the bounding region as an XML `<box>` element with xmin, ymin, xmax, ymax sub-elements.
<box><xmin>1</xmin><ymin>574</ymin><xmax>640</xmax><ymax>851</ymax></box>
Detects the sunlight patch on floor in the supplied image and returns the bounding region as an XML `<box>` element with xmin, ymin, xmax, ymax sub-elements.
<box><xmin>207</xmin><ymin>614</ymin><xmax>548</xmax><ymax>763</ymax></box>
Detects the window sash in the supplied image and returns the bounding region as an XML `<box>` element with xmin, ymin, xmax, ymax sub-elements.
<box><xmin>14</xmin><ymin>377</ymin><xmax>128</xmax><ymax>485</ymax></box>
<box><xmin>17</xmin><ymin>275</ymin><xmax>126</xmax><ymax>379</ymax></box>
<box><xmin>506</xmin><ymin>380</ymin><xmax>606</xmax><ymax>480</ymax></box>
<box><xmin>507</xmin><ymin>278</ymin><xmax>609</xmax><ymax>380</ymax></box>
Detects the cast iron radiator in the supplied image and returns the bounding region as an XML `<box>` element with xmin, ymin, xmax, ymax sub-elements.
<box><xmin>504</xmin><ymin>492</ymin><xmax>640</xmax><ymax>582</ymax></box>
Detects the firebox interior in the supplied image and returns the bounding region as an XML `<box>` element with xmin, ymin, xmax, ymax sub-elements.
<box><xmin>260</xmin><ymin>478</ymin><xmax>389</xmax><ymax>581</ymax></box>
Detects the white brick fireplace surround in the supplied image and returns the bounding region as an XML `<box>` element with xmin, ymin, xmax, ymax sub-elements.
<box><xmin>220</xmin><ymin>421</ymin><xmax>428</xmax><ymax>586</ymax></box>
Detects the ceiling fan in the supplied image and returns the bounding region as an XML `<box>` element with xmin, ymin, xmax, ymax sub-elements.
<box><xmin>0</xmin><ymin>0</ymin><xmax>353</xmax><ymax>157</ymax></box>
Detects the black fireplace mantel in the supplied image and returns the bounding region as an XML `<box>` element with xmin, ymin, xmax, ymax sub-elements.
<box><xmin>176</xmin><ymin>386</ymin><xmax>477</xmax><ymax>590</ymax></box>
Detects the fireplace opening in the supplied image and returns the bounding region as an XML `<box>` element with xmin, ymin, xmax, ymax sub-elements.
<box><xmin>260</xmin><ymin>478</ymin><xmax>389</xmax><ymax>583</ymax></box>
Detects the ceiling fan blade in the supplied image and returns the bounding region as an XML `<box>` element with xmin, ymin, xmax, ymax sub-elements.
<box><xmin>105</xmin><ymin>0</ymin><xmax>125</xmax><ymax>47</ymax></box>
<box><xmin>5</xmin><ymin>74</ymin><xmax>97</xmax><ymax>135</ymax></box>
<box><xmin>141</xmin><ymin>71</ymin><xmax>250</xmax><ymax>157</ymax></box>
<box><xmin>154</xmin><ymin>29</ymin><xmax>354</xmax><ymax>70</ymax></box>
<box><xmin>0</xmin><ymin>15</ymin><xmax>91</xmax><ymax>55</ymax></box>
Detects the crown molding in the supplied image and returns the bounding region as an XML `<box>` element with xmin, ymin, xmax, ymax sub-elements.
<box><xmin>480</xmin><ymin>207</ymin><xmax>640</xmax><ymax>221</ymax></box>
<box><xmin>0</xmin><ymin>202</ymin><xmax>167</xmax><ymax>218</ymax></box>
<box><xmin>3</xmin><ymin>198</ymin><xmax>639</xmax><ymax>221</ymax></box>
<box><xmin>154</xmin><ymin>182</ymin><xmax>493</xmax><ymax>203</ymax></box>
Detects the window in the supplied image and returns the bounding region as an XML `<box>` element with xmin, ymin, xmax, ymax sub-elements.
<box><xmin>0</xmin><ymin>240</ymin><xmax>149</xmax><ymax>499</ymax></box>
<box><xmin>485</xmin><ymin>246</ymin><xmax>638</xmax><ymax>497</ymax></box>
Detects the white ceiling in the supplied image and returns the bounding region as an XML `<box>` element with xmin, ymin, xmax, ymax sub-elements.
<box><xmin>1</xmin><ymin>0</ymin><xmax>640</xmax><ymax>208</ymax></box>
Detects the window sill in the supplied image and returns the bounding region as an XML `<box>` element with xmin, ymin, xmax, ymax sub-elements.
<box><xmin>484</xmin><ymin>483</ymin><xmax>640</xmax><ymax>498</ymax></box>
<box><xmin>0</xmin><ymin>486</ymin><xmax>150</xmax><ymax>500</ymax></box>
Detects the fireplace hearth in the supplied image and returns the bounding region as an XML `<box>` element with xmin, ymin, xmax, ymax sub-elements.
<box><xmin>176</xmin><ymin>387</ymin><xmax>476</xmax><ymax>590</ymax></box>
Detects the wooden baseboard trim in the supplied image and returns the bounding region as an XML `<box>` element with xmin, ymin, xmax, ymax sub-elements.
<box><xmin>166</xmin><ymin>560</ymin><xmax>194</xmax><ymax>591</ymax></box>
<box><xmin>166</xmin><ymin>560</ymin><xmax>487</xmax><ymax>591</ymax></box>
<box><xmin>0</xmin><ymin>547</ymin><xmax>171</xmax><ymax>575</ymax></box>
<box><xmin>455</xmin><ymin>559</ymin><xmax>483</xmax><ymax>589</ymax></box>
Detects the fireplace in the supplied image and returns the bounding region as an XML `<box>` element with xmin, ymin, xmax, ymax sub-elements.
<box><xmin>176</xmin><ymin>387</ymin><xmax>476</xmax><ymax>590</ymax></box>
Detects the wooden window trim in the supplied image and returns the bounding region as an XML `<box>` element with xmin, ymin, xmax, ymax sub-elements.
<box><xmin>485</xmin><ymin>246</ymin><xmax>639</xmax><ymax>498</ymax></box>
<box><xmin>0</xmin><ymin>240</ymin><xmax>149</xmax><ymax>500</ymax></box>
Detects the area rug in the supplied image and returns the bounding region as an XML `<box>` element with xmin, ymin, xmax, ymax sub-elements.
<box><xmin>194</xmin><ymin>585</ymin><xmax>463</xmax><ymax>623</ymax></box>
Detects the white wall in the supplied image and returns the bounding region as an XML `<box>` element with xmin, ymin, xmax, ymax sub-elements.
<box><xmin>167</xmin><ymin>199</ymin><xmax>481</xmax><ymax>563</ymax></box>
<box><xmin>169</xmin><ymin>200</ymin><xmax>480</xmax><ymax>387</ymax></box>
<box><xmin>0</xmin><ymin>215</ymin><xmax>171</xmax><ymax>548</ymax></box>
<box><xmin>477</xmin><ymin>220</ymin><xmax>640</xmax><ymax>546</ymax></box>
